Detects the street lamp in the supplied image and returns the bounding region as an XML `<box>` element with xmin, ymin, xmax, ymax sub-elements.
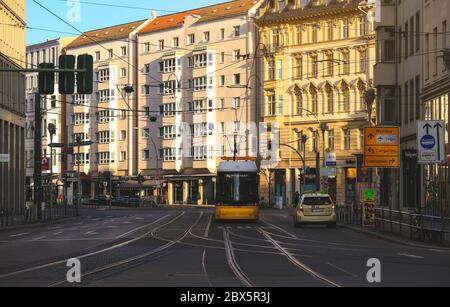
<box><xmin>48</xmin><ymin>123</ymin><xmax>56</xmax><ymax>219</ymax></box>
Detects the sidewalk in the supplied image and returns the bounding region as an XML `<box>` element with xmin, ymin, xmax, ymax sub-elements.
<box><xmin>339</xmin><ymin>223</ymin><xmax>450</xmax><ymax>250</ymax></box>
<box><xmin>0</xmin><ymin>216</ymin><xmax>80</xmax><ymax>232</ymax></box>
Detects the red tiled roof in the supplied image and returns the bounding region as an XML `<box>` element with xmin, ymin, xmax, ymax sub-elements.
<box><xmin>66</xmin><ymin>20</ymin><xmax>146</xmax><ymax>49</ymax></box>
<box><xmin>139</xmin><ymin>0</ymin><xmax>259</xmax><ymax>34</ymax></box>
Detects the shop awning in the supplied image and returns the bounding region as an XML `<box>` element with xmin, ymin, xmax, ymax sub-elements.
<box><xmin>142</xmin><ymin>179</ymin><xmax>166</xmax><ymax>187</ymax></box>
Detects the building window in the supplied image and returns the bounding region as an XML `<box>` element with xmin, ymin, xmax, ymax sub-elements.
<box><xmin>309</xmin><ymin>54</ymin><xmax>318</xmax><ymax>78</ymax></box>
<box><xmin>278</xmin><ymin>95</ymin><xmax>283</xmax><ymax>115</ymax></box>
<box><xmin>342</xmin><ymin>19</ymin><xmax>349</xmax><ymax>38</ymax></box>
<box><xmin>342</xmin><ymin>52</ymin><xmax>350</xmax><ymax>74</ymax></box>
<box><xmin>277</xmin><ymin>60</ymin><xmax>283</xmax><ymax>80</ymax></box>
<box><xmin>142</xmin><ymin>150</ymin><xmax>150</xmax><ymax>161</ymax></box>
<box><xmin>233</xmin><ymin>73</ymin><xmax>240</xmax><ymax>85</ymax></box>
<box><xmin>293</xmin><ymin>56</ymin><xmax>302</xmax><ymax>79</ymax></box>
<box><xmin>234</xmin><ymin>26</ymin><xmax>240</xmax><ymax>37</ymax></box>
<box><xmin>144</xmin><ymin>42</ymin><xmax>151</xmax><ymax>53</ymax></box>
<box><xmin>233</xmin><ymin>50</ymin><xmax>240</xmax><ymax>61</ymax></box>
<box><xmin>232</xmin><ymin>97</ymin><xmax>240</xmax><ymax>108</ymax></box>
<box><xmin>325</xmin><ymin>52</ymin><xmax>333</xmax><ymax>76</ymax></box>
<box><xmin>107</xmin><ymin>49</ymin><xmax>113</xmax><ymax>59</ymax></box>
<box><xmin>295</xmin><ymin>92</ymin><xmax>302</xmax><ymax>115</ymax></box>
<box><xmin>172</xmin><ymin>37</ymin><xmax>179</xmax><ymax>48</ymax></box>
<box><xmin>326</xmin><ymin>89</ymin><xmax>333</xmax><ymax>113</ymax></box>
<box><xmin>98</xmin><ymin>68</ymin><xmax>110</xmax><ymax>82</ymax></box>
<box><xmin>158</xmin><ymin>39</ymin><xmax>165</xmax><ymax>50</ymax></box>
<box><xmin>343</xmin><ymin>129</ymin><xmax>351</xmax><ymax>150</ymax></box>
<box><xmin>120</xmin><ymin>130</ymin><xmax>127</xmax><ymax>141</ymax></box>
<box><xmin>120</xmin><ymin>151</ymin><xmax>127</xmax><ymax>162</ymax></box>
<box><xmin>220</xmin><ymin>52</ymin><xmax>225</xmax><ymax>63</ymax></box>
<box><xmin>142</xmin><ymin>128</ymin><xmax>150</xmax><ymax>139</ymax></box>
<box><xmin>187</xmin><ymin>34</ymin><xmax>195</xmax><ymax>45</ymax></box>
<box><xmin>95</xmin><ymin>51</ymin><xmax>100</xmax><ymax>61</ymax></box>
<box><xmin>310</xmin><ymin>90</ymin><xmax>318</xmax><ymax>114</ymax></box>
<box><xmin>359</xmin><ymin>50</ymin><xmax>366</xmax><ymax>72</ymax></box>
<box><xmin>120</xmin><ymin>68</ymin><xmax>127</xmax><ymax>78</ymax></box>
<box><xmin>203</xmin><ymin>31</ymin><xmax>210</xmax><ymax>42</ymax></box>
<box><xmin>267</xmin><ymin>95</ymin><xmax>276</xmax><ymax>116</ymax></box>
<box><xmin>267</xmin><ymin>57</ymin><xmax>275</xmax><ymax>80</ymax></box>
<box><xmin>328</xmin><ymin>130</ymin><xmax>334</xmax><ymax>151</ymax></box>
<box><xmin>121</xmin><ymin>46</ymin><xmax>127</xmax><ymax>56</ymax></box>
<box><xmin>220</xmin><ymin>28</ymin><xmax>225</xmax><ymax>40</ymax></box>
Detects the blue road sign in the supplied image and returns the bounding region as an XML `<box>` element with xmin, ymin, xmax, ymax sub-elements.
<box><xmin>420</xmin><ymin>134</ymin><xmax>436</xmax><ymax>150</ymax></box>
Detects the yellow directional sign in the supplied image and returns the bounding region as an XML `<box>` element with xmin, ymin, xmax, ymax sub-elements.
<box><xmin>364</xmin><ymin>126</ymin><xmax>400</xmax><ymax>168</ymax></box>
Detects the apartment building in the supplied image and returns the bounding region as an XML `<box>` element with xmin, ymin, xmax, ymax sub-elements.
<box><xmin>64</xmin><ymin>20</ymin><xmax>147</xmax><ymax>199</ymax></box>
<box><xmin>255</xmin><ymin>0</ymin><xmax>376</xmax><ymax>206</ymax></box>
<box><xmin>374</xmin><ymin>0</ymin><xmax>449</xmax><ymax>213</ymax></box>
<box><xmin>25</xmin><ymin>37</ymin><xmax>76</xmax><ymax>197</ymax></box>
<box><xmin>136</xmin><ymin>0</ymin><xmax>262</xmax><ymax>205</ymax></box>
<box><xmin>0</xmin><ymin>0</ymin><xmax>26</xmax><ymax>214</ymax></box>
<box><xmin>420</xmin><ymin>0</ymin><xmax>449</xmax><ymax>215</ymax></box>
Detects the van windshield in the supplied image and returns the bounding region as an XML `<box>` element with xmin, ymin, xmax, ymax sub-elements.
<box><xmin>302</xmin><ymin>197</ymin><xmax>333</xmax><ymax>205</ymax></box>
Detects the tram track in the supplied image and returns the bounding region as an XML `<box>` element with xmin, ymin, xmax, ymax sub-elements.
<box><xmin>257</xmin><ymin>227</ymin><xmax>341</xmax><ymax>287</ymax></box>
<box><xmin>48</xmin><ymin>212</ymin><xmax>203</xmax><ymax>287</ymax></box>
<box><xmin>0</xmin><ymin>213</ymin><xmax>173</xmax><ymax>281</ymax></box>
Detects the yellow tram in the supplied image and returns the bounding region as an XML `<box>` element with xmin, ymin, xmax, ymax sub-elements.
<box><xmin>215</xmin><ymin>158</ymin><xmax>259</xmax><ymax>221</ymax></box>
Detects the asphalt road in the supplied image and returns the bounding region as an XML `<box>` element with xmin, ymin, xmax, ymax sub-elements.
<box><xmin>0</xmin><ymin>207</ymin><xmax>449</xmax><ymax>287</ymax></box>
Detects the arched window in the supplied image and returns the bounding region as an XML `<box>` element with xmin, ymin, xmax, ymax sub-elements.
<box><xmin>310</xmin><ymin>88</ymin><xmax>318</xmax><ymax>114</ymax></box>
<box><xmin>326</xmin><ymin>89</ymin><xmax>334</xmax><ymax>113</ymax></box>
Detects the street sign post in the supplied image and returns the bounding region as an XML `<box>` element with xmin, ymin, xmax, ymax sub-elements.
<box><xmin>325</xmin><ymin>152</ymin><xmax>337</xmax><ymax>167</ymax></box>
<box><xmin>417</xmin><ymin>121</ymin><xmax>445</xmax><ymax>164</ymax></box>
<box><xmin>364</xmin><ymin>126</ymin><xmax>400</xmax><ymax>168</ymax></box>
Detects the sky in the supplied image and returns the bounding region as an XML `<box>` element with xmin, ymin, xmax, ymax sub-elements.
<box><xmin>26</xmin><ymin>0</ymin><xmax>226</xmax><ymax>45</ymax></box>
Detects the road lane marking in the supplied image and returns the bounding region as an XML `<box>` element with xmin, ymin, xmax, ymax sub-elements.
<box><xmin>52</xmin><ymin>232</ymin><xmax>63</xmax><ymax>235</ymax></box>
<box><xmin>107</xmin><ymin>226</ymin><xmax>119</xmax><ymax>229</ymax></box>
<box><xmin>84</xmin><ymin>231</ymin><xmax>99</xmax><ymax>235</ymax></box>
<box><xmin>203</xmin><ymin>214</ymin><xmax>212</xmax><ymax>238</ymax></box>
<box><xmin>122</xmin><ymin>221</ymin><xmax>131</xmax><ymax>224</ymax></box>
<box><xmin>326</xmin><ymin>262</ymin><xmax>360</xmax><ymax>278</ymax></box>
<box><xmin>0</xmin><ymin>214</ymin><xmax>172</xmax><ymax>280</ymax></box>
<box><xmin>397</xmin><ymin>253</ymin><xmax>424</xmax><ymax>259</ymax></box>
<box><xmin>50</xmin><ymin>212</ymin><xmax>199</xmax><ymax>287</ymax></box>
<box><xmin>92</xmin><ymin>218</ymin><xmax>101</xmax><ymax>221</ymax></box>
<box><xmin>428</xmin><ymin>249</ymin><xmax>449</xmax><ymax>253</ymax></box>
<box><xmin>32</xmin><ymin>236</ymin><xmax>47</xmax><ymax>241</ymax></box>
<box><xmin>10</xmin><ymin>233</ymin><xmax>29</xmax><ymax>238</ymax></box>
<box><xmin>135</xmin><ymin>217</ymin><xmax>144</xmax><ymax>220</ymax></box>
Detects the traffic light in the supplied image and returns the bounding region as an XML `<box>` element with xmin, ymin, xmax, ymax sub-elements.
<box><xmin>76</xmin><ymin>54</ymin><xmax>93</xmax><ymax>94</ymax></box>
<box><xmin>59</xmin><ymin>55</ymin><xmax>75</xmax><ymax>94</ymax></box>
<box><xmin>38</xmin><ymin>63</ymin><xmax>55</xmax><ymax>94</ymax></box>
<box><xmin>298</xmin><ymin>173</ymin><xmax>304</xmax><ymax>182</ymax></box>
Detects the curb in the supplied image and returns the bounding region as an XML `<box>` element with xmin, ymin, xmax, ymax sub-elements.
<box><xmin>0</xmin><ymin>216</ymin><xmax>80</xmax><ymax>232</ymax></box>
<box><xmin>339</xmin><ymin>223</ymin><xmax>450</xmax><ymax>251</ymax></box>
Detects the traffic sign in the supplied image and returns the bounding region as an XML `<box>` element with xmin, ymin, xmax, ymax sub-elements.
<box><xmin>363</xmin><ymin>189</ymin><xmax>376</xmax><ymax>202</ymax></box>
<box><xmin>325</xmin><ymin>152</ymin><xmax>336</xmax><ymax>167</ymax></box>
<box><xmin>68</xmin><ymin>141</ymin><xmax>94</xmax><ymax>147</ymax></box>
<box><xmin>364</xmin><ymin>126</ymin><xmax>400</xmax><ymax>168</ymax></box>
<box><xmin>417</xmin><ymin>121</ymin><xmax>445</xmax><ymax>164</ymax></box>
<box><xmin>0</xmin><ymin>154</ymin><xmax>10</xmax><ymax>163</ymax></box>
<box><xmin>48</xmin><ymin>143</ymin><xmax>64</xmax><ymax>148</ymax></box>
<box><xmin>42</xmin><ymin>157</ymin><xmax>50</xmax><ymax>171</ymax></box>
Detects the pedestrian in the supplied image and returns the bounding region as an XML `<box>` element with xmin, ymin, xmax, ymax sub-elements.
<box><xmin>294</xmin><ymin>191</ymin><xmax>300</xmax><ymax>208</ymax></box>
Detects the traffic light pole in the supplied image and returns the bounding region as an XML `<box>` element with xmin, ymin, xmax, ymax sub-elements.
<box><xmin>34</xmin><ymin>93</ymin><xmax>43</xmax><ymax>222</ymax></box>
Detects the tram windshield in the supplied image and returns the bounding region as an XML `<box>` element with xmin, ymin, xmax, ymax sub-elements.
<box><xmin>216</xmin><ymin>172</ymin><xmax>259</xmax><ymax>205</ymax></box>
